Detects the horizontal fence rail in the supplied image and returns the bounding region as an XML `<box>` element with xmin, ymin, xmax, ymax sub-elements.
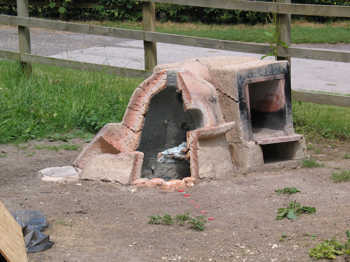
<box><xmin>0</xmin><ymin>50</ymin><xmax>150</xmax><ymax>78</ymax></box>
<box><xmin>1</xmin><ymin>15</ymin><xmax>350</xmax><ymax>63</ymax></box>
<box><xmin>140</xmin><ymin>0</ymin><xmax>350</xmax><ymax>18</ymax></box>
<box><xmin>0</xmin><ymin>15</ymin><xmax>145</xmax><ymax>40</ymax></box>
<box><xmin>292</xmin><ymin>91</ymin><xmax>350</xmax><ymax>108</ymax></box>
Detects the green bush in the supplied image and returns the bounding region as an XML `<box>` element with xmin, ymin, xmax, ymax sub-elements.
<box><xmin>0</xmin><ymin>0</ymin><xmax>269</xmax><ymax>24</ymax></box>
<box><xmin>156</xmin><ymin>4</ymin><xmax>268</xmax><ymax>24</ymax></box>
<box><xmin>1</xmin><ymin>0</ymin><xmax>348</xmax><ymax>24</ymax></box>
<box><xmin>293</xmin><ymin>0</ymin><xmax>350</xmax><ymax>22</ymax></box>
<box><xmin>293</xmin><ymin>0</ymin><xmax>349</xmax><ymax>5</ymax></box>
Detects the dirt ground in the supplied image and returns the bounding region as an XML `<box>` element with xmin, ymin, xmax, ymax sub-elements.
<box><xmin>1</xmin><ymin>138</ymin><xmax>350</xmax><ymax>262</ymax></box>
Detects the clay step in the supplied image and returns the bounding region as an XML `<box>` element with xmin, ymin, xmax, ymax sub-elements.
<box><xmin>255</xmin><ymin>134</ymin><xmax>303</xmax><ymax>145</ymax></box>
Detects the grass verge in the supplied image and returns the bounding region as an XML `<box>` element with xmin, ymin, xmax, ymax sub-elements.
<box><xmin>293</xmin><ymin>101</ymin><xmax>350</xmax><ymax>141</ymax></box>
<box><xmin>34</xmin><ymin>144</ymin><xmax>80</xmax><ymax>151</ymax></box>
<box><xmin>89</xmin><ymin>20</ymin><xmax>350</xmax><ymax>44</ymax></box>
<box><xmin>0</xmin><ymin>60</ymin><xmax>349</xmax><ymax>144</ymax></box>
<box><xmin>0</xmin><ymin>60</ymin><xmax>141</xmax><ymax>143</ymax></box>
<box><xmin>332</xmin><ymin>170</ymin><xmax>350</xmax><ymax>183</ymax></box>
<box><xmin>302</xmin><ymin>159</ymin><xmax>324</xmax><ymax>168</ymax></box>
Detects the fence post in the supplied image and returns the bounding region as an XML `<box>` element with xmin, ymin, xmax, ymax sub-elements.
<box><xmin>143</xmin><ymin>1</ymin><xmax>157</xmax><ymax>71</ymax></box>
<box><xmin>16</xmin><ymin>0</ymin><xmax>32</xmax><ymax>75</ymax></box>
<box><xmin>276</xmin><ymin>0</ymin><xmax>291</xmax><ymax>64</ymax></box>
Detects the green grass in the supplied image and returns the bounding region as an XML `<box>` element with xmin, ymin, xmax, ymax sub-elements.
<box><xmin>46</xmin><ymin>130</ymin><xmax>94</xmax><ymax>142</ymax></box>
<box><xmin>0</xmin><ymin>61</ymin><xmax>141</xmax><ymax>143</ymax></box>
<box><xmin>0</xmin><ymin>60</ymin><xmax>349</xmax><ymax>144</ymax></box>
<box><xmin>332</xmin><ymin>170</ymin><xmax>350</xmax><ymax>183</ymax></box>
<box><xmin>344</xmin><ymin>154</ymin><xmax>350</xmax><ymax>159</ymax></box>
<box><xmin>293</xmin><ymin>101</ymin><xmax>350</xmax><ymax>141</ymax></box>
<box><xmin>91</xmin><ymin>20</ymin><xmax>350</xmax><ymax>44</ymax></box>
<box><xmin>34</xmin><ymin>144</ymin><xmax>80</xmax><ymax>151</ymax></box>
<box><xmin>302</xmin><ymin>159</ymin><xmax>324</xmax><ymax>168</ymax></box>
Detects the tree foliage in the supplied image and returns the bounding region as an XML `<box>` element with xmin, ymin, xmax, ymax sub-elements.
<box><xmin>0</xmin><ymin>0</ymin><xmax>349</xmax><ymax>23</ymax></box>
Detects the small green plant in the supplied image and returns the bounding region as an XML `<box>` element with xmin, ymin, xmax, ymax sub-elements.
<box><xmin>275</xmin><ymin>187</ymin><xmax>301</xmax><ymax>195</ymax></box>
<box><xmin>309</xmin><ymin>239</ymin><xmax>344</xmax><ymax>259</ymax></box>
<box><xmin>332</xmin><ymin>170</ymin><xmax>350</xmax><ymax>183</ymax></box>
<box><xmin>148</xmin><ymin>215</ymin><xmax>162</xmax><ymax>225</ymax></box>
<box><xmin>345</xmin><ymin>231</ymin><xmax>350</xmax><ymax>257</ymax></box>
<box><xmin>161</xmin><ymin>214</ymin><xmax>174</xmax><ymax>225</ymax></box>
<box><xmin>279</xmin><ymin>233</ymin><xmax>288</xmax><ymax>242</ymax></box>
<box><xmin>302</xmin><ymin>158</ymin><xmax>324</xmax><ymax>168</ymax></box>
<box><xmin>298</xmin><ymin>206</ymin><xmax>317</xmax><ymax>214</ymax></box>
<box><xmin>309</xmin><ymin>232</ymin><xmax>350</xmax><ymax>260</ymax></box>
<box><xmin>344</xmin><ymin>154</ymin><xmax>350</xmax><ymax>159</ymax></box>
<box><xmin>188</xmin><ymin>216</ymin><xmax>207</xmax><ymax>231</ymax></box>
<box><xmin>148</xmin><ymin>213</ymin><xmax>207</xmax><ymax>231</ymax></box>
<box><xmin>175</xmin><ymin>213</ymin><xmax>191</xmax><ymax>226</ymax></box>
<box><xmin>260</xmin><ymin>0</ymin><xmax>290</xmax><ymax>60</ymax></box>
<box><xmin>148</xmin><ymin>214</ymin><xmax>175</xmax><ymax>226</ymax></box>
<box><xmin>277</xmin><ymin>201</ymin><xmax>316</xmax><ymax>220</ymax></box>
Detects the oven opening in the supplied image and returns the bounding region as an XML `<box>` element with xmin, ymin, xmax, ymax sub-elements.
<box><xmin>261</xmin><ymin>141</ymin><xmax>299</xmax><ymax>163</ymax></box>
<box><xmin>248</xmin><ymin>79</ymin><xmax>286</xmax><ymax>137</ymax></box>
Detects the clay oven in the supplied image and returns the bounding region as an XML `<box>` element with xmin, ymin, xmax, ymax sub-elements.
<box><xmin>73</xmin><ymin>57</ymin><xmax>306</xmax><ymax>190</ymax></box>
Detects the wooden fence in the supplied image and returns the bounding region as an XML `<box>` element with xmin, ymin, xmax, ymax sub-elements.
<box><xmin>0</xmin><ymin>0</ymin><xmax>349</xmax><ymax>107</ymax></box>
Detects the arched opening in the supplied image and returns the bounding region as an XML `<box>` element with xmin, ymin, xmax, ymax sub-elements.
<box><xmin>0</xmin><ymin>253</ymin><xmax>8</xmax><ymax>262</ymax></box>
<box><xmin>137</xmin><ymin>86</ymin><xmax>200</xmax><ymax>180</ymax></box>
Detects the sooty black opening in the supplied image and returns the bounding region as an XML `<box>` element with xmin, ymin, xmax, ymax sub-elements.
<box><xmin>0</xmin><ymin>254</ymin><xmax>8</xmax><ymax>262</ymax></box>
<box><xmin>261</xmin><ymin>141</ymin><xmax>298</xmax><ymax>163</ymax></box>
<box><xmin>137</xmin><ymin>86</ymin><xmax>201</xmax><ymax>180</ymax></box>
<box><xmin>248</xmin><ymin>79</ymin><xmax>286</xmax><ymax>132</ymax></box>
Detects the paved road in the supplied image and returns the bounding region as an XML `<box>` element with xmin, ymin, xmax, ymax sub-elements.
<box><xmin>1</xmin><ymin>26</ymin><xmax>349</xmax><ymax>94</ymax></box>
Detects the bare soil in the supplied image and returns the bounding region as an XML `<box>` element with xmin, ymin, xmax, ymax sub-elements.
<box><xmin>1</xmin><ymin>139</ymin><xmax>350</xmax><ymax>262</ymax></box>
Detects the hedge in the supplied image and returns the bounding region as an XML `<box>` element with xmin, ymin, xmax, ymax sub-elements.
<box><xmin>0</xmin><ymin>0</ymin><xmax>349</xmax><ymax>24</ymax></box>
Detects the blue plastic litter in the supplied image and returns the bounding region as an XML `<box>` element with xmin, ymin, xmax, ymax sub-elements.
<box><xmin>12</xmin><ymin>210</ymin><xmax>54</xmax><ymax>253</ymax></box>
